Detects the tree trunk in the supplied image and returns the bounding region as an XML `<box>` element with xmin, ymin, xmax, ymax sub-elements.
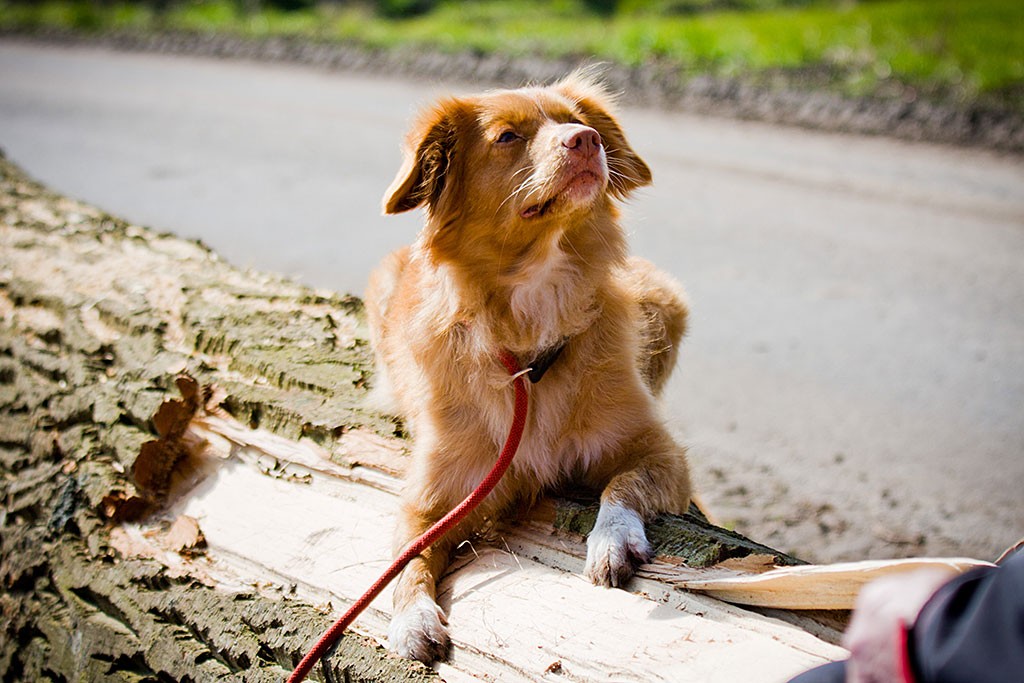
<box><xmin>0</xmin><ymin>151</ymin><xmax>846</xmax><ymax>682</ymax></box>
<box><xmin>0</xmin><ymin>151</ymin><xmax>436</xmax><ymax>682</ymax></box>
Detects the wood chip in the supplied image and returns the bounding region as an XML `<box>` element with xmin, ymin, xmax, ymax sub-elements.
<box><xmin>164</xmin><ymin>515</ymin><xmax>205</xmax><ymax>554</ymax></box>
<box><xmin>677</xmin><ymin>557</ymin><xmax>993</xmax><ymax>610</ymax></box>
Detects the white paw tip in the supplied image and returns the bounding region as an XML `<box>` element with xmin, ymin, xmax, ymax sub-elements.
<box><xmin>387</xmin><ymin>596</ymin><xmax>450</xmax><ymax>663</ymax></box>
<box><xmin>584</xmin><ymin>502</ymin><xmax>653</xmax><ymax>588</ymax></box>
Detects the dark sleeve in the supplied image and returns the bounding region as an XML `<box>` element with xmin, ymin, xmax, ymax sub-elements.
<box><xmin>910</xmin><ymin>551</ymin><xmax>1024</xmax><ymax>683</ymax></box>
<box><xmin>787</xmin><ymin>661</ymin><xmax>846</xmax><ymax>683</ymax></box>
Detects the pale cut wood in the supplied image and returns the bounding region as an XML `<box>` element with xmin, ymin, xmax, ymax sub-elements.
<box><xmin>154</xmin><ymin>409</ymin><xmax>848</xmax><ymax>683</ymax></box>
<box><xmin>677</xmin><ymin>557</ymin><xmax>994</xmax><ymax>610</ymax></box>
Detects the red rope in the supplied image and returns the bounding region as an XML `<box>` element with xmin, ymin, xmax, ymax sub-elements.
<box><xmin>897</xmin><ymin>620</ymin><xmax>918</xmax><ymax>683</ymax></box>
<box><xmin>287</xmin><ymin>351</ymin><xmax>528</xmax><ymax>682</ymax></box>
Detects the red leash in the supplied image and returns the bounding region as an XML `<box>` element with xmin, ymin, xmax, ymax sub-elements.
<box><xmin>287</xmin><ymin>351</ymin><xmax>529</xmax><ymax>682</ymax></box>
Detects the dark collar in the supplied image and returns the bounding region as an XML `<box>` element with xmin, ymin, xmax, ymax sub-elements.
<box><xmin>526</xmin><ymin>339</ymin><xmax>568</xmax><ymax>384</ymax></box>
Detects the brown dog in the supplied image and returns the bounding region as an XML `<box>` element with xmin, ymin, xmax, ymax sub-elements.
<box><xmin>365</xmin><ymin>71</ymin><xmax>693</xmax><ymax>663</ymax></box>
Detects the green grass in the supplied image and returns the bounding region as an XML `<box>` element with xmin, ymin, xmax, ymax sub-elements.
<box><xmin>3</xmin><ymin>0</ymin><xmax>1022</xmax><ymax>106</ymax></box>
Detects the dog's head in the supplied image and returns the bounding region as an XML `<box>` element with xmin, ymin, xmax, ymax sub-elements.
<box><xmin>383</xmin><ymin>71</ymin><xmax>651</xmax><ymax>267</ymax></box>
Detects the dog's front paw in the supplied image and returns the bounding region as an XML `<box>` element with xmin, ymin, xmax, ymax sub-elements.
<box><xmin>387</xmin><ymin>595</ymin><xmax>450</xmax><ymax>663</ymax></box>
<box><xmin>584</xmin><ymin>502</ymin><xmax>653</xmax><ymax>588</ymax></box>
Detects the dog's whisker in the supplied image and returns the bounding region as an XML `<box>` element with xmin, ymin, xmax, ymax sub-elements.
<box><xmin>499</xmin><ymin>175</ymin><xmax>533</xmax><ymax>203</ymax></box>
<box><xmin>606</xmin><ymin>164</ymin><xmax>641</xmax><ymax>189</ymax></box>
<box><xmin>606</xmin><ymin>159</ymin><xmax>631</xmax><ymax>175</ymax></box>
<box><xmin>604</xmin><ymin>146</ymin><xmax>634</xmax><ymax>162</ymax></box>
<box><xmin>455</xmin><ymin>540</ymin><xmax>482</xmax><ymax>563</ymax></box>
<box><xmin>563</xmin><ymin>233</ymin><xmax>593</xmax><ymax>268</ymax></box>
<box><xmin>592</xmin><ymin>223</ymin><xmax>616</xmax><ymax>257</ymax></box>
<box><xmin>501</xmin><ymin>537</ymin><xmax>524</xmax><ymax>571</ymax></box>
<box><xmin>496</xmin><ymin>174</ymin><xmax>546</xmax><ymax>215</ymax></box>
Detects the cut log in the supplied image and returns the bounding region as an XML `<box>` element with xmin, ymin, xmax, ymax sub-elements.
<box><xmin>157</xmin><ymin>409</ymin><xmax>845</xmax><ymax>682</ymax></box>
<box><xmin>0</xmin><ymin>150</ymin><xmax>963</xmax><ymax>681</ymax></box>
<box><xmin>0</xmin><ymin>151</ymin><xmax>433</xmax><ymax>683</ymax></box>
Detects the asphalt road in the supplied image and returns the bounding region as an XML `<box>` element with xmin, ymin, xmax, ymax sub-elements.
<box><xmin>2</xmin><ymin>41</ymin><xmax>1022</xmax><ymax>563</ymax></box>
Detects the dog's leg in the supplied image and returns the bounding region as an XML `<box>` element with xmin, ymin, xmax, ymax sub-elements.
<box><xmin>364</xmin><ymin>248</ymin><xmax>411</xmax><ymax>416</ymax></box>
<box><xmin>364</xmin><ymin>247</ymin><xmax>410</xmax><ymax>344</ymax></box>
<box><xmin>619</xmin><ymin>256</ymin><xmax>688</xmax><ymax>397</ymax></box>
<box><xmin>584</xmin><ymin>425</ymin><xmax>691</xmax><ymax>587</ymax></box>
<box><xmin>388</xmin><ymin>461</ymin><xmax>502</xmax><ymax>664</ymax></box>
<box><xmin>387</xmin><ymin>500</ymin><xmax>463</xmax><ymax>663</ymax></box>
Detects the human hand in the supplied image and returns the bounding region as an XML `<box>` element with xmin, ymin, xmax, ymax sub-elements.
<box><xmin>844</xmin><ymin>568</ymin><xmax>956</xmax><ymax>683</ymax></box>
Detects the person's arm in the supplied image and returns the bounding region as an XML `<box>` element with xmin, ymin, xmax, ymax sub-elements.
<box><xmin>908</xmin><ymin>550</ymin><xmax>1024</xmax><ymax>683</ymax></box>
<box><xmin>842</xmin><ymin>568</ymin><xmax>957</xmax><ymax>683</ymax></box>
<box><xmin>790</xmin><ymin>551</ymin><xmax>1024</xmax><ymax>683</ymax></box>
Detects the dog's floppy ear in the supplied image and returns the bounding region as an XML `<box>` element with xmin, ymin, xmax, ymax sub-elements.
<box><xmin>556</xmin><ymin>71</ymin><xmax>652</xmax><ymax>199</ymax></box>
<box><xmin>383</xmin><ymin>97</ymin><xmax>470</xmax><ymax>216</ymax></box>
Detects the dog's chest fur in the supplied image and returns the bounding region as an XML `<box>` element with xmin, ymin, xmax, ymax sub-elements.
<box><xmin>459</xmin><ymin>320</ymin><xmax>638</xmax><ymax>494</ymax></box>
<box><xmin>505</xmin><ymin>234</ymin><xmax>600</xmax><ymax>354</ymax></box>
<box><xmin>508</xmin><ymin>237</ymin><xmax>576</xmax><ymax>348</ymax></box>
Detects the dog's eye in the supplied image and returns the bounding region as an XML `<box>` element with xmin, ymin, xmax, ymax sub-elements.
<box><xmin>496</xmin><ymin>131</ymin><xmax>521</xmax><ymax>144</ymax></box>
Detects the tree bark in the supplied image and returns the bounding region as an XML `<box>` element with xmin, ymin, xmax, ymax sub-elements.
<box><xmin>0</xmin><ymin>151</ymin><xmax>842</xmax><ymax>682</ymax></box>
<box><xmin>0</xmin><ymin>152</ymin><xmax>433</xmax><ymax>682</ymax></box>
